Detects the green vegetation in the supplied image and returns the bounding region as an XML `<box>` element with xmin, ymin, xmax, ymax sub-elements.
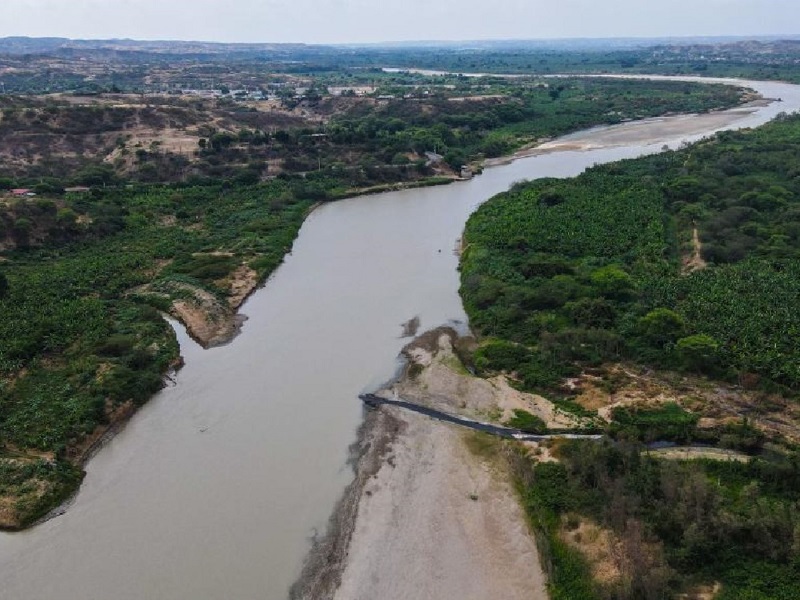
<box><xmin>461</xmin><ymin>106</ymin><xmax>800</xmax><ymax>596</ymax></box>
<box><xmin>0</xmin><ymin>459</ymin><xmax>83</xmax><ymax>527</ymax></box>
<box><xmin>0</xmin><ymin>77</ymin><xmax>743</xmax><ymax>187</ymax></box>
<box><xmin>461</xmin><ymin>113</ymin><xmax>800</xmax><ymax>393</ymax></box>
<box><xmin>506</xmin><ymin>409</ymin><xmax>547</xmax><ymax>434</ymax></box>
<box><xmin>514</xmin><ymin>441</ymin><xmax>800</xmax><ymax>599</ymax></box>
<box><xmin>326</xmin><ymin>77</ymin><xmax>743</xmax><ymax>166</ymax></box>
<box><xmin>0</xmin><ymin>181</ymin><xmax>311</xmax><ymax>526</ymax></box>
<box><xmin>609</xmin><ymin>403</ymin><xmax>698</xmax><ymax>443</ymax></box>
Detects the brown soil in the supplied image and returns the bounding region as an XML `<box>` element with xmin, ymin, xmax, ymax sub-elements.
<box><xmin>224</xmin><ymin>264</ymin><xmax>260</xmax><ymax>309</ymax></box>
<box><xmin>678</xmin><ymin>582</ymin><xmax>722</xmax><ymax>600</ymax></box>
<box><xmin>648</xmin><ymin>446</ymin><xmax>751</xmax><ymax>462</ymax></box>
<box><xmin>170</xmin><ymin>293</ymin><xmax>243</xmax><ymax>348</ymax></box>
<box><xmin>682</xmin><ymin>227</ymin><xmax>708</xmax><ymax>274</ymax></box>
<box><xmin>0</xmin><ymin>485</ymin><xmax>22</xmax><ymax>529</ymax></box>
<box><xmin>561</xmin><ymin>517</ymin><xmax>622</xmax><ymax>586</ymax></box>
<box><xmin>131</xmin><ymin>280</ymin><xmax>245</xmax><ymax>347</ymax></box>
<box><xmin>388</xmin><ymin>327</ymin><xmax>590</xmax><ymax>430</ymax></box>
<box><xmin>571</xmin><ymin>363</ymin><xmax>800</xmax><ymax>445</ymax></box>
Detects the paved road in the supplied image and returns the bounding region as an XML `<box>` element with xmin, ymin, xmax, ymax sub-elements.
<box><xmin>360</xmin><ymin>394</ymin><xmax>604</xmax><ymax>441</ymax></box>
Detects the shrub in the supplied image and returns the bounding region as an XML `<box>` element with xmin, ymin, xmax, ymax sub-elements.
<box><xmin>637</xmin><ymin>308</ymin><xmax>685</xmax><ymax>348</ymax></box>
<box><xmin>610</xmin><ymin>403</ymin><xmax>698</xmax><ymax>443</ymax></box>
<box><xmin>507</xmin><ymin>409</ymin><xmax>547</xmax><ymax>433</ymax></box>
<box><xmin>676</xmin><ymin>334</ymin><xmax>720</xmax><ymax>373</ymax></box>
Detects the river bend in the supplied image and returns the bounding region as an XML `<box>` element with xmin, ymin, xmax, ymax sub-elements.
<box><xmin>1</xmin><ymin>77</ymin><xmax>799</xmax><ymax>600</ymax></box>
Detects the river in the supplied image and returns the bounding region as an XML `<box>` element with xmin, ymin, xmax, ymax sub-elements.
<box><xmin>1</xmin><ymin>77</ymin><xmax>799</xmax><ymax>600</ymax></box>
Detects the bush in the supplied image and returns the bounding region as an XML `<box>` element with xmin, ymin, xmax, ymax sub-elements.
<box><xmin>676</xmin><ymin>334</ymin><xmax>720</xmax><ymax>373</ymax></box>
<box><xmin>474</xmin><ymin>339</ymin><xmax>533</xmax><ymax>373</ymax></box>
<box><xmin>590</xmin><ymin>265</ymin><xmax>634</xmax><ymax>299</ymax></box>
<box><xmin>637</xmin><ymin>308</ymin><xmax>685</xmax><ymax>348</ymax></box>
<box><xmin>506</xmin><ymin>409</ymin><xmax>546</xmax><ymax>433</ymax></box>
<box><xmin>610</xmin><ymin>402</ymin><xmax>698</xmax><ymax>443</ymax></box>
<box><xmin>95</xmin><ymin>334</ymin><xmax>136</xmax><ymax>357</ymax></box>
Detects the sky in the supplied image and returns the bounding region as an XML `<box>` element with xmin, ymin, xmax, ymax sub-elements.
<box><xmin>1</xmin><ymin>0</ymin><xmax>799</xmax><ymax>44</ymax></box>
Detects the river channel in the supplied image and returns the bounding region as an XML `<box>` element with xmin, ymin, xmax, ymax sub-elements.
<box><xmin>1</xmin><ymin>77</ymin><xmax>799</xmax><ymax>600</ymax></box>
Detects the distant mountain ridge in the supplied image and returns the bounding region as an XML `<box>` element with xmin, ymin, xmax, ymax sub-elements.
<box><xmin>0</xmin><ymin>36</ymin><xmax>315</xmax><ymax>56</ymax></box>
<box><xmin>2</xmin><ymin>35</ymin><xmax>800</xmax><ymax>56</ymax></box>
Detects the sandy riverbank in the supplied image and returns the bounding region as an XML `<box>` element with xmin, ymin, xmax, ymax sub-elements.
<box><xmin>292</xmin><ymin>329</ymin><xmax>550</xmax><ymax>599</ymax></box>
<box><xmin>484</xmin><ymin>101</ymin><xmax>765</xmax><ymax>167</ymax></box>
<box><xmin>335</xmin><ymin>411</ymin><xmax>545</xmax><ymax>600</ymax></box>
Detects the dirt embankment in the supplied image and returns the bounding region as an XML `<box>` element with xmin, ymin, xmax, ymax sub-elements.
<box><xmin>388</xmin><ymin>327</ymin><xmax>587</xmax><ymax>430</ymax></box>
<box><xmin>132</xmin><ymin>263</ymin><xmax>261</xmax><ymax>348</ymax></box>
<box><xmin>682</xmin><ymin>227</ymin><xmax>708</xmax><ymax>274</ymax></box>
<box><xmin>570</xmin><ymin>364</ymin><xmax>800</xmax><ymax>446</ymax></box>
<box><xmin>292</xmin><ymin>328</ymin><xmax>549</xmax><ymax>600</ymax></box>
<box><xmin>168</xmin><ymin>285</ymin><xmax>244</xmax><ymax>348</ymax></box>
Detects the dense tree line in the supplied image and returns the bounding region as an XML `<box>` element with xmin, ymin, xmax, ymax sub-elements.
<box><xmin>461</xmin><ymin>113</ymin><xmax>800</xmax><ymax>392</ymax></box>
<box><xmin>518</xmin><ymin>440</ymin><xmax>800</xmax><ymax>599</ymax></box>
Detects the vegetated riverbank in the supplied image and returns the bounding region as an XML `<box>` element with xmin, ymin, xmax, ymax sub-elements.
<box><xmin>0</xmin><ymin>182</ymin><xmax>314</xmax><ymax>529</ymax></box>
<box><xmin>115</xmin><ymin>80</ymin><xmax>764</xmax><ymax>349</ymax></box>
<box><xmin>293</xmin><ymin>80</ymin><xmax>800</xmax><ymax>597</ymax></box>
<box><xmin>458</xmin><ymin>110</ymin><xmax>800</xmax><ymax>596</ymax></box>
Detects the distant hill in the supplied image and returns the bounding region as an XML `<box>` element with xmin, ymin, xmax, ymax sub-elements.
<box><xmin>0</xmin><ymin>36</ymin><xmax>316</xmax><ymax>57</ymax></box>
<box><xmin>2</xmin><ymin>35</ymin><xmax>800</xmax><ymax>57</ymax></box>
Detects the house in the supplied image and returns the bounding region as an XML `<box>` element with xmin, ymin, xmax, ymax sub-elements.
<box><xmin>10</xmin><ymin>188</ymin><xmax>35</xmax><ymax>197</ymax></box>
<box><xmin>65</xmin><ymin>186</ymin><xmax>90</xmax><ymax>193</ymax></box>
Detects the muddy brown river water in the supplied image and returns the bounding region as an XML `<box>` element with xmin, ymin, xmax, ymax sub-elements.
<box><xmin>1</xmin><ymin>77</ymin><xmax>799</xmax><ymax>600</ymax></box>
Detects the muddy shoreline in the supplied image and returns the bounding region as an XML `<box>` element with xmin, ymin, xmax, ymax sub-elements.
<box><xmin>289</xmin><ymin>407</ymin><xmax>405</xmax><ymax>599</ymax></box>
<box><xmin>290</xmin><ymin>329</ymin><xmax>548</xmax><ymax>599</ymax></box>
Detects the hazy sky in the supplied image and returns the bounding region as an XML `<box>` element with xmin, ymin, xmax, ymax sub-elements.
<box><xmin>1</xmin><ymin>0</ymin><xmax>799</xmax><ymax>44</ymax></box>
